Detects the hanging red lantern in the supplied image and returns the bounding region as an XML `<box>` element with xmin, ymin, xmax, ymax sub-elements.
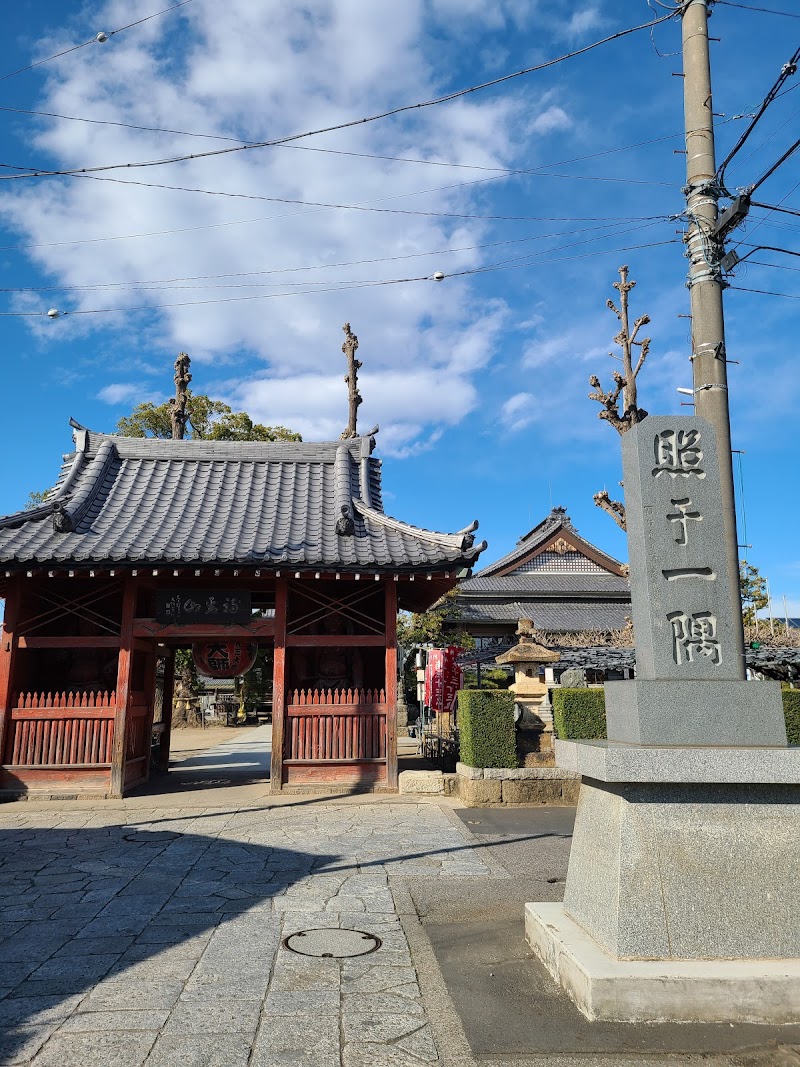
<box><xmin>192</xmin><ymin>640</ymin><xmax>258</xmax><ymax>678</ymax></box>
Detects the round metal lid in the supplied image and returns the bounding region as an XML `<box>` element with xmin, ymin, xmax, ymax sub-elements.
<box><xmin>282</xmin><ymin>928</ymin><xmax>382</xmax><ymax>959</ymax></box>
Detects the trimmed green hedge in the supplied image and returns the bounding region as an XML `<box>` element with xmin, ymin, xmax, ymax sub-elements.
<box><xmin>783</xmin><ymin>689</ymin><xmax>800</xmax><ymax>745</ymax></box>
<box><xmin>458</xmin><ymin>689</ymin><xmax>517</xmax><ymax>768</ymax></box>
<box><xmin>553</xmin><ymin>688</ymin><xmax>607</xmax><ymax>740</ymax></box>
<box><xmin>553</xmin><ymin>685</ymin><xmax>800</xmax><ymax>744</ymax></box>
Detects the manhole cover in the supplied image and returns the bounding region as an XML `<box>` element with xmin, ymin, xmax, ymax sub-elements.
<box><xmin>283</xmin><ymin>929</ymin><xmax>382</xmax><ymax>959</ymax></box>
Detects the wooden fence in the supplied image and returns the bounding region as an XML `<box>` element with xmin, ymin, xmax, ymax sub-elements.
<box><xmin>286</xmin><ymin>688</ymin><xmax>387</xmax><ymax>762</ymax></box>
<box><xmin>7</xmin><ymin>691</ymin><xmax>116</xmax><ymax>767</ymax></box>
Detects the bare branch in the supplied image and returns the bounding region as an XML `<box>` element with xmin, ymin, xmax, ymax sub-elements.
<box><xmin>593</xmin><ymin>490</ymin><xmax>627</xmax><ymax>531</ymax></box>
<box><xmin>587</xmin><ymin>265</ymin><xmax>650</xmax><ymax>436</ymax></box>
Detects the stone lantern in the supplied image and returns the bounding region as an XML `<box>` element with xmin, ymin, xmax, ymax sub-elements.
<box><xmin>495</xmin><ymin>618</ymin><xmax>560</xmax><ymax>735</ymax></box>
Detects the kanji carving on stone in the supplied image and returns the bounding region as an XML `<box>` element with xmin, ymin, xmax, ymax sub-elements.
<box><xmin>652</xmin><ymin>429</ymin><xmax>705</xmax><ymax>478</ymax></box>
<box><xmin>666</xmin><ymin>497</ymin><xmax>702</xmax><ymax>545</ymax></box>
<box><xmin>667</xmin><ymin>610</ymin><xmax>721</xmax><ymax>666</ymax></box>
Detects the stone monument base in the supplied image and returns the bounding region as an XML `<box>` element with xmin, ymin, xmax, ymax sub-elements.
<box><xmin>526</xmin><ymin>754</ymin><xmax>800</xmax><ymax>1022</ymax></box>
<box><xmin>525</xmin><ymin>902</ymin><xmax>800</xmax><ymax>1023</ymax></box>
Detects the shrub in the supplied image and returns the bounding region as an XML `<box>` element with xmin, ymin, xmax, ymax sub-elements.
<box><xmin>552</xmin><ymin>686</ymin><xmax>800</xmax><ymax>744</ymax></box>
<box><xmin>553</xmin><ymin>688</ymin><xmax>607</xmax><ymax>740</ymax></box>
<box><xmin>783</xmin><ymin>689</ymin><xmax>800</xmax><ymax>745</ymax></box>
<box><xmin>458</xmin><ymin>689</ymin><xmax>517</xmax><ymax>768</ymax></box>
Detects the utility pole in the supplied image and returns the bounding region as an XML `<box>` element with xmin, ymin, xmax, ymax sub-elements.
<box><xmin>681</xmin><ymin>0</ymin><xmax>746</xmax><ymax>677</ymax></box>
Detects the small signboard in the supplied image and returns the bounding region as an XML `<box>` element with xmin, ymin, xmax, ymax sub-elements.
<box><xmin>155</xmin><ymin>589</ymin><xmax>252</xmax><ymax>626</ymax></box>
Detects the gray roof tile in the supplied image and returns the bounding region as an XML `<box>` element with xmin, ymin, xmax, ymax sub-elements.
<box><xmin>0</xmin><ymin>426</ymin><xmax>486</xmax><ymax>572</ymax></box>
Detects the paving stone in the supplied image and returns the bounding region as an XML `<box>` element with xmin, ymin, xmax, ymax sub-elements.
<box><xmin>144</xmin><ymin>1033</ymin><xmax>253</xmax><ymax>1067</ymax></box>
<box><xmin>263</xmin><ymin>990</ymin><xmax>340</xmax><ymax>1016</ymax></box>
<box><xmin>0</xmin><ymin>1023</ymin><xmax>59</xmax><ymax>1065</ymax></box>
<box><xmin>162</xmin><ymin>998</ymin><xmax>262</xmax><ymax>1035</ymax></box>
<box><xmin>56</xmin><ymin>1007</ymin><xmax>171</xmax><ymax>1032</ymax></box>
<box><xmin>79</xmin><ymin>979</ymin><xmax>186</xmax><ymax>1011</ymax></box>
<box><xmin>25</xmin><ymin>1029</ymin><xmax>158</xmax><ymax>1067</ymax></box>
<box><xmin>250</xmin><ymin>1016</ymin><xmax>340</xmax><ymax>1066</ymax></box>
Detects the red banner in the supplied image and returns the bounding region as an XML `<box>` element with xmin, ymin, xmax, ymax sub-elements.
<box><xmin>424</xmin><ymin>647</ymin><xmax>463</xmax><ymax>713</ymax></box>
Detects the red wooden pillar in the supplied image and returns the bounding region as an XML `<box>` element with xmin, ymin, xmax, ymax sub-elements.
<box><xmin>0</xmin><ymin>576</ymin><xmax>22</xmax><ymax>766</ymax></box>
<box><xmin>270</xmin><ymin>576</ymin><xmax>288</xmax><ymax>792</ymax></box>
<box><xmin>158</xmin><ymin>652</ymin><xmax>175</xmax><ymax>773</ymax></box>
<box><xmin>385</xmin><ymin>579</ymin><xmax>398</xmax><ymax>790</ymax></box>
<box><xmin>141</xmin><ymin>646</ymin><xmax>158</xmax><ymax>782</ymax></box>
<box><xmin>110</xmin><ymin>578</ymin><xmax>136</xmax><ymax>798</ymax></box>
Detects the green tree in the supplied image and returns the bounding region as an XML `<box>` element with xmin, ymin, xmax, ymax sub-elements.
<box><xmin>25</xmin><ymin>490</ymin><xmax>49</xmax><ymax>510</ymax></box>
<box><xmin>117</xmin><ymin>392</ymin><xmax>301</xmax><ymax>442</ymax></box>
<box><xmin>740</xmin><ymin>560</ymin><xmax>769</xmax><ymax>625</ymax></box>
<box><xmin>396</xmin><ymin>588</ymin><xmax>475</xmax><ymax>651</ymax></box>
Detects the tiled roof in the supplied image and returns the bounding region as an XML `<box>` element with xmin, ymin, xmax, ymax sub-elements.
<box><xmin>458</xmin><ymin>599</ymin><xmax>631</xmax><ymax>631</ymax></box>
<box><xmin>459</xmin><ymin>574</ymin><xmax>630</xmax><ymax>595</ymax></box>
<box><xmin>0</xmin><ymin>423</ymin><xmax>486</xmax><ymax>572</ymax></box>
<box><xmin>474</xmin><ymin>506</ymin><xmax>625</xmax><ymax>578</ymax></box>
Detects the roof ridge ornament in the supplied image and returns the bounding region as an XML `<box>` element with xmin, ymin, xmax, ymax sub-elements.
<box><xmin>340</xmin><ymin>323</ymin><xmax>362</xmax><ymax>440</ymax></box>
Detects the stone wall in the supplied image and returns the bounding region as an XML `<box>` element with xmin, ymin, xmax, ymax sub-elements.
<box><xmin>397</xmin><ymin>764</ymin><xmax>580</xmax><ymax>806</ymax></box>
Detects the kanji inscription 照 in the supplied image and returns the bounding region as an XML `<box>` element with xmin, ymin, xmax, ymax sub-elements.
<box><xmin>652</xmin><ymin>428</ymin><xmax>705</xmax><ymax>478</ymax></box>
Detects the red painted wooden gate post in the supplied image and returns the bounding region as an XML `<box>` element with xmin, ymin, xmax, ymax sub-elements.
<box><xmin>110</xmin><ymin>578</ymin><xmax>137</xmax><ymax>798</ymax></box>
<box><xmin>158</xmin><ymin>651</ymin><xmax>175</xmax><ymax>773</ymax></box>
<box><xmin>270</xmin><ymin>576</ymin><xmax>288</xmax><ymax>792</ymax></box>
<box><xmin>0</xmin><ymin>576</ymin><xmax>22</xmax><ymax>767</ymax></box>
<box><xmin>385</xmin><ymin>579</ymin><xmax>398</xmax><ymax>790</ymax></box>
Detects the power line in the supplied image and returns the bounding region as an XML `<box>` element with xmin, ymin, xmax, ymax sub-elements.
<box><xmin>716</xmin><ymin>47</ymin><xmax>800</xmax><ymax>188</ymax></box>
<box><xmin>728</xmin><ymin>284</ymin><xmax>800</xmax><ymax>297</ymax></box>
<box><xmin>0</xmin><ymin>235</ymin><xmax>680</xmax><ymax>318</ymax></box>
<box><xmin>0</xmin><ymin>1</ymin><xmax>194</xmax><ymax>83</ymax></box>
<box><xmin>749</xmin><ymin>136</ymin><xmax>800</xmax><ymax>193</ymax></box>
<box><xmin>63</xmin><ymin>166</ymin><xmax>675</xmax><ymax>219</ymax></box>
<box><xmin>751</xmin><ymin>199</ymin><xmax>800</xmax><ymax>218</ymax></box>
<box><xmin>714</xmin><ymin>1</ymin><xmax>800</xmax><ymax>17</ymax></box>
<box><xmin>0</xmin><ymin>208</ymin><xmax>655</xmax><ymax>255</ymax></box>
<box><xmin>0</xmin><ymin>104</ymin><xmax>682</xmax><ymax>173</ymax></box>
<box><xmin>0</xmin><ymin>9</ymin><xmax>678</xmax><ymax>183</ymax></box>
<box><xmin>0</xmin><ymin>219</ymin><xmax>664</xmax><ymax>293</ymax></box>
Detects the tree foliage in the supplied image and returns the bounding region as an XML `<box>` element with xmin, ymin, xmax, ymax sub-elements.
<box><xmin>740</xmin><ymin>560</ymin><xmax>769</xmax><ymax>625</ymax></box>
<box><xmin>117</xmin><ymin>392</ymin><xmax>301</xmax><ymax>442</ymax></box>
<box><xmin>396</xmin><ymin>588</ymin><xmax>475</xmax><ymax>650</ymax></box>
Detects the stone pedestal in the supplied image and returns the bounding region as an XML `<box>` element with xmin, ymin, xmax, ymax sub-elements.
<box><xmin>525</xmin><ymin>417</ymin><xmax>800</xmax><ymax>1024</ymax></box>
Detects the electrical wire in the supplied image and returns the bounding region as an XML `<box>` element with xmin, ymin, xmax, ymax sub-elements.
<box><xmin>62</xmin><ymin>165</ymin><xmax>675</xmax><ymax>221</ymax></box>
<box><xmin>749</xmin><ymin>136</ymin><xmax>800</xmax><ymax>194</ymax></box>
<box><xmin>716</xmin><ymin>47</ymin><xmax>800</xmax><ymax>189</ymax></box>
<box><xmin>728</xmin><ymin>284</ymin><xmax>800</xmax><ymax>297</ymax></box>
<box><xmin>0</xmin><ymin>235</ymin><xmax>680</xmax><ymax>317</ymax></box>
<box><xmin>751</xmin><ymin>200</ymin><xmax>800</xmax><ymax>218</ymax></box>
<box><xmin>0</xmin><ymin>207</ymin><xmax>656</xmax><ymax>254</ymax></box>
<box><xmin>715</xmin><ymin>1</ymin><xmax>800</xmax><ymax>17</ymax></box>
<box><xmin>0</xmin><ymin>102</ymin><xmax>684</xmax><ymax>176</ymax></box>
<box><xmin>0</xmin><ymin>219</ymin><xmax>666</xmax><ymax>293</ymax></box>
<box><xmin>0</xmin><ymin>1</ymin><xmax>194</xmax><ymax>83</ymax></box>
<box><xmin>0</xmin><ymin>9</ymin><xmax>679</xmax><ymax>183</ymax></box>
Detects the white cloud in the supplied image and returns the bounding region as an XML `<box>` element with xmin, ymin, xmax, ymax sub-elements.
<box><xmin>97</xmin><ymin>383</ymin><xmax>147</xmax><ymax>405</ymax></box>
<box><xmin>0</xmin><ymin>0</ymin><xmax>551</xmax><ymax>455</ymax></box>
<box><xmin>500</xmin><ymin>391</ymin><xmax>537</xmax><ymax>432</ymax></box>
<box><xmin>560</xmin><ymin>7</ymin><xmax>603</xmax><ymax>40</ymax></box>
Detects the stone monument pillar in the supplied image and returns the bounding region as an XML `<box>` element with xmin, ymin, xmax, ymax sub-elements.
<box><xmin>525</xmin><ymin>417</ymin><xmax>800</xmax><ymax>1023</ymax></box>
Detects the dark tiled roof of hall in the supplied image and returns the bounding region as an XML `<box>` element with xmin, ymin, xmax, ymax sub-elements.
<box><xmin>0</xmin><ymin>422</ymin><xmax>486</xmax><ymax>572</ymax></box>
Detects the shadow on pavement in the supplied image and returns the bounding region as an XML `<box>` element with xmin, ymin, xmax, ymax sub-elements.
<box><xmin>0</xmin><ymin>822</ymin><xmax>336</xmax><ymax>1064</ymax></box>
<box><xmin>426</xmin><ymin>914</ymin><xmax>800</xmax><ymax>1057</ymax></box>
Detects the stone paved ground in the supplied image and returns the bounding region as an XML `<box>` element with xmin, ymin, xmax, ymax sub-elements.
<box><xmin>0</xmin><ymin>798</ymin><xmax>490</xmax><ymax>1067</ymax></box>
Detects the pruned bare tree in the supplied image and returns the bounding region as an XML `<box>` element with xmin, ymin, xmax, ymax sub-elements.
<box><xmin>588</xmin><ymin>265</ymin><xmax>651</xmax><ymax>530</ymax></box>
<box><xmin>340</xmin><ymin>322</ymin><xmax>362</xmax><ymax>439</ymax></box>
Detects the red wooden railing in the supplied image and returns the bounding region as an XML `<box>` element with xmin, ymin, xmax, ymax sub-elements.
<box><xmin>7</xmin><ymin>690</ymin><xmax>116</xmax><ymax>767</ymax></box>
<box><xmin>286</xmin><ymin>688</ymin><xmax>387</xmax><ymax>762</ymax></box>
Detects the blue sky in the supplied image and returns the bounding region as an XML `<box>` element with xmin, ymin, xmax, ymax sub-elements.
<box><xmin>0</xmin><ymin>0</ymin><xmax>797</xmax><ymax>615</ymax></box>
